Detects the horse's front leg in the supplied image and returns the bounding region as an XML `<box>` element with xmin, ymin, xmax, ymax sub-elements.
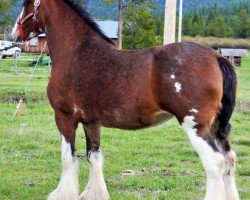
<box><xmin>48</xmin><ymin>112</ymin><xmax>79</xmax><ymax>200</ymax></box>
<box><xmin>80</xmin><ymin>125</ymin><xmax>109</xmax><ymax>200</ymax></box>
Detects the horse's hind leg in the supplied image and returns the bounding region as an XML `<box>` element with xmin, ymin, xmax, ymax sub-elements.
<box><xmin>218</xmin><ymin>137</ymin><xmax>239</xmax><ymax>200</ymax></box>
<box><xmin>181</xmin><ymin>116</ymin><xmax>226</xmax><ymax>200</ymax></box>
<box><xmin>80</xmin><ymin>125</ymin><xmax>109</xmax><ymax>200</ymax></box>
<box><xmin>48</xmin><ymin>112</ymin><xmax>79</xmax><ymax>200</ymax></box>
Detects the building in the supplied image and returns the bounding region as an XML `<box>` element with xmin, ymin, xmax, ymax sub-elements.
<box><xmin>220</xmin><ymin>48</ymin><xmax>248</xmax><ymax>67</ymax></box>
<box><xmin>21</xmin><ymin>20</ymin><xmax>118</xmax><ymax>53</ymax></box>
<box><xmin>96</xmin><ymin>20</ymin><xmax>118</xmax><ymax>45</ymax></box>
<box><xmin>21</xmin><ymin>33</ymin><xmax>49</xmax><ymax>53</ymax></box>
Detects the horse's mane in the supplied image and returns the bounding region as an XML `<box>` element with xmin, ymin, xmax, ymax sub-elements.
<box><xmin>63</xmin><ymin>0</ymin><xmax>115</xmax><ymax>45</ymax></box>
<box><xmin>23</xmin><ymin>0</ymin><xmax>115</xmax><ymax>45</ymax></box>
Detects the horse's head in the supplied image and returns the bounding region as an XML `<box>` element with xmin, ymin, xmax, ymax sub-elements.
<box><xmin>12</xmin><ymin>0</ymin><xmax>44</xmax><ymax>41</ymax></box>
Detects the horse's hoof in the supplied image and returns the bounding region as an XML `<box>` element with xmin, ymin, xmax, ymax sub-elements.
<box><xmin>80</xmin><ymin>189</ymin><xmax>109</xmax><ymax>200</ymax></box>
<box><xmin>48</xmin><ymin>189</ymin><xmax>79</xmax><ymax>200</ymax></box>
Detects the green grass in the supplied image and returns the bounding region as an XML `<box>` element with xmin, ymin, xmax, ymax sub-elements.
<box><xmin>0</xmin><ymin>53</ymin><xmax>249</xmax><ymax>200</ymax></box>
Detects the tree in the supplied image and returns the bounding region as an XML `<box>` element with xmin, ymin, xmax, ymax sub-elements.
<box><xmin>189</xmin><ymin>14</ymin><xmax>205</xmax><ymax>36</ymax></box>
<box><xmin>206</xmin><ymin>16</ymin><xmax>233</xmax><ymax>37</ymax></box>
<box><xmin>182</xmin><ymin>15</ymin><xmax>192</xmax><ymax>36</ymax></box>
<box><xmin>123</xmin><ymin>2</ymin><xmax>157</xmax><ymax>50</ymax></box>
<box><xmin>74</xmin><ymin>0</ymin><xmax>87</xmax><ymax>6</ymax></box>
<box><xmin>0</xmin><ymin>0</ymin><xmax>17</xmax><ymax>39</ymax></box>
<box><xmin>103</xmin><ymin>0</ymin><xmax>148</xmax><ymax>49</ymax></box>
<box><xmin>234</xmin><ymin>10</ymin><xmax>250</xmax><ymax>38</ymax></box>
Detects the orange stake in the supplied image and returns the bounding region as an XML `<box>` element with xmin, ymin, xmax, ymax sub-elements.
<box><xmin>17</xmin><ymin>99</ymin><xmax>24</xmax><ymax>120</ymax></box>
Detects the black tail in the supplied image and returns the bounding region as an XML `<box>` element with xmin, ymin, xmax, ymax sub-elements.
<box><xmin>216</xmin><ymin>57</ymin><xmax>237</xmax><ymax>140</ymax></box>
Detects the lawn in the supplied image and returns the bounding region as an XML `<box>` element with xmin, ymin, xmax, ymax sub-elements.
<box><xmin>0</xmin><ymin>53</ymin><xmax>249</xmax><ymax>200</ymax></box>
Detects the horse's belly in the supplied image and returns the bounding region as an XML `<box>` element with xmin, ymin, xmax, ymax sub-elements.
<box><xmin>141</xmin><ymin>111</ymin><xmax>173</xmax><ymax>127</ymax></box>
<box><xmin>103</xmin><ymin>110</ymin><xmax>173</xmax><ymax>130</ymax></box>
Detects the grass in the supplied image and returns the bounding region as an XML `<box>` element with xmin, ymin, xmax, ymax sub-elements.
<box><xmin>0</xmin><ymin>53</ymin><xmax>250</xmax><ymax>200</ymax></box>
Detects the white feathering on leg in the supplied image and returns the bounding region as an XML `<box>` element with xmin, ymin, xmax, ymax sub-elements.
<box><xmin>80</xmin><ymin>151</ymin><xmax>109</xmax><ymax>200</ymax></box>
<box><xmin>48</xmin><ymin>136</ymin><xmax>79</xmax><ymax>200</ymax></box>
<box><xmin>223</xmin><ymin>150</ymin><xmax>240</xmax><ymax>200</ymax></box>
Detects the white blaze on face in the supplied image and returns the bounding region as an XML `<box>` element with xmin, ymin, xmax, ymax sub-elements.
<box><xmin>171</xmin><ymin>74</ymin><xmax>175</xmax><ymax>79</ymax></box>
<box><xmin>175</xmin><ymin>82</ymin><xmax>182</xmax><ymax>93</ymax></box>
<box><xmin>11</xmin><ymin>8</ymin><xmax>24</xmax><ymax>41</ymax></box>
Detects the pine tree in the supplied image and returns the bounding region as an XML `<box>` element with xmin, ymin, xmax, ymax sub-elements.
<box><xmin>234</xmin><ymin>9</ymin><xmax>250</xmax><ymax>38</ymax></box>
<box><xmin>0</xmin><ymin>0</ymin><xmax>17</xmax><ymax>37</ymax></box>
<box><xmin>123</xmin><ymin>3</ymin><xmax>157</xmax><ymax>49</ymax></box>
<box><xmin>103</xmin><ymin>0</ymin><xmax>149</xmax><ymax>49</ymax></box>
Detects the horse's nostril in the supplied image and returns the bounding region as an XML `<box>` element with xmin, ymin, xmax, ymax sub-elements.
<box><xmin>16</xmin><ymin>35</ymin><xmax>22</xmax><ymax>42</ymax></box>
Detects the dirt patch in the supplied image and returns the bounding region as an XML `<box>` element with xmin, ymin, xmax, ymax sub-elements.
<box><xmin>235</xmin><ymin>102</ymin><xmax>250</xmax><ymax>113</ymax></box>
<box><xmin>180</xmin><ymin>170</ymin><xmax>196</xmax><ymax>176</ymax></box>
<box><xmin>122</xmin><ymin>168</ymin><xmax>148</xmax><ymax>177</ymax></box>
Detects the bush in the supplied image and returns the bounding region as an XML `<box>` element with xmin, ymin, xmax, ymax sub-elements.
<box><xmin>0</xmin><ymin>34</ymin><xmax>5</xmax><ymax>40</ymax></box>
<box><xmin>182</xmin><ymin>36</ymin><xmax>250</xmax><ymax>49</ymax></box>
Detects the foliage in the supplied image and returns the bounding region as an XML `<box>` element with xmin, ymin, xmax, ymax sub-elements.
<box><xmin>181</xmin><ymin>1</ymin><xmax>250</xmax><ymax>38</ymax></box>
<box><xmin>123</xmin><ymin>2</ymin><xmax>158</xmax><ymax>50</ymax></box>
<box><xmin>74</xmin><ymin>0</ymin><xmax>87</xmax><ymax>6</ymax></box>
<box><xmin>0</xmin><ymin>0</ymin><xmax>18</xmax><ymax>34</ymax></box>
<box><xmin>103</xmin><ymin>0</ymin><xmax>147</xmax><ymax>7</ymax></box>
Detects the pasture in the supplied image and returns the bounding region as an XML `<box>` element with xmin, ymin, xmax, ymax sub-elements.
<box><xmin>0</xmin><ymin>54</ymin><xmax>249</xmax><ymax>200</ymax></box>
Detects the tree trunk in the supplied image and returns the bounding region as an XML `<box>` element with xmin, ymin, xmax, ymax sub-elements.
<box><xmin>4</xmin><ymin>27</ymin><xmax>7</xmax><ymax>40</ymax></box>
<box><xmin>118</xmin><ymin>0</ymin><xmax>123</xmax><ymax>49</ymax></box>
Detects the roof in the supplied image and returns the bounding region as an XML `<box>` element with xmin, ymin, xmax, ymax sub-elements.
<box><xmin>220</xmin><ymin>49</ymin><xmax>248</xmax><ymax>57</ymax></box>
<box><xmin>96</xmin><ymin>21</ymin><xmax>118</xmax><ymax>39</ymax></box>
<box><xmin>36</xmin><ymin>21</ymin><xmax>118</xmax><ymax>39</ymax></box>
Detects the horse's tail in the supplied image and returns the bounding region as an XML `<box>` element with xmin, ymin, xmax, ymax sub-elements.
<box><xmin>216</xmin><ymin>57</ymin><xmax>237</xmax><ymax>140</ymax></box>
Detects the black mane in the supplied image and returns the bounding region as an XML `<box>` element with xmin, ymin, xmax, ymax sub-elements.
<box><xmin>63</xmin><ymin>0</ymin><xmax>115</xmax><ymax>45</ymax></box>
<box><xmin>23</xmin><ymin>0</ymin><xmax>29</xmax><ymax>6</ymax></box>
<box><xmin>22</xmin><ymin>0</ymin><xmax>115</xmax><ymax>45</ymax></box>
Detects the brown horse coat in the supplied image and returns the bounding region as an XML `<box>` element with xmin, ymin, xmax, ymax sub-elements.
<box><xmin>12</xmin><ymin>1</ymin><xmax>239</xmax><ymax>200</ymax></box>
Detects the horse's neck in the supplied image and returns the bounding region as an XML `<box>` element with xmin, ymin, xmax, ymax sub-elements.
<box><xmin>43</xmin><ymin>0</ymin><xmax>113</xmax><ymax>64</ymax></box>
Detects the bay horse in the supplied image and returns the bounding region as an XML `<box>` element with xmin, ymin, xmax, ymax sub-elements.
<box><xmin>12</xmin><ymin>0</ymin><xmax>239</xmax><ymax>200</ymax></box>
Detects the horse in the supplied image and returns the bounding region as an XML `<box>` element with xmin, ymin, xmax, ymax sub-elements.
<box><xmin>12</xmin><ymin>0</ymin><xmax>239</xmax><ymax>200</ymax></box>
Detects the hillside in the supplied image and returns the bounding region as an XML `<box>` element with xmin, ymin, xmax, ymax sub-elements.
<box><xmin>12</xmin><ymin>0</ymin><xmax>242</xmax><ymax>20</ymax></box>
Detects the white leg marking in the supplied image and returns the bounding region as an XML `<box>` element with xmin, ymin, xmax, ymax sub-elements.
<box><xmin>48</xmin><ymin>136</ymin><xmax>79</xmax><ymax>200</ymax></box>
<box><xmin>80</xmin><ymin>151</ymin><xmax>109</xmax><ymax>200</ymax></box>
<box><xmin>223</xmin><ymin>150</ymin><xmax>240</xmax><ymax>200</ymax></box>
<box><xmin>175</xmin><ymin>82</ymin><xmax>182</xmax><ymax>93</ymax></box>
<box><xmin>182</xmin><ymin>116</ymin><xmax>226</xmax><ymax>200</ymax></box>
